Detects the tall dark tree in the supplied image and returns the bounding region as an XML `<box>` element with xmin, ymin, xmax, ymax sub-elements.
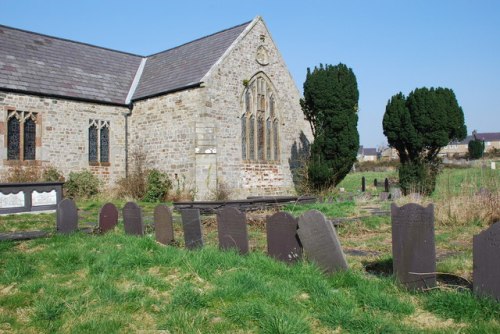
<box><xmin>300</xmin><ymin>63</ymin><xmax>359</xmax><ymax>190</ymax></box>
<box><xmin>383</xmin><ymin>87</ymin><xmax>467</xmax><ymax>194</ymax></box>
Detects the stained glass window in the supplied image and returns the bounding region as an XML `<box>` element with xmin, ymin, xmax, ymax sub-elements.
<box><xmin>100</xmin><ymin>125</ymin><xmax>109</xmax><ymax>163</ymax></box>
<box><xmin>241</xmin><ymin>115</ymin><xmax>247</xmax><ymax>160</ymax></box>
<box><xmin>89</xmin><ymin>124</ymin><xmax>98</xmax><ymax>162</ymax></box>
<box><xmin>266</xmin><ymin>118</ymin><xmax>271</xmax><ymax>160</ymax></box>
<box><xmin>248</xmin><ymin>115</ymin><xmax>255</xmax><ymax>160</ymax></box>
<box><xmin>257</xmin><ymin>114</ymin><xmax>265</xmax><ymax>160</ymax></box>
<box><xmin>7</xmin><ymin>117</ymin><xmax>20</xmax><ymax>160</ymax></box>
<box><xmin>23</xmin><ymin>118</ymin><xmax>36</xmax><ymax>160</ymax></box>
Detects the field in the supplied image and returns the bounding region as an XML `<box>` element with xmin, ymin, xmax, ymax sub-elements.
<box><xmin>0</xmin><ymin>167</ymin><xmax>499</xmax><ymax>333</ymax></box>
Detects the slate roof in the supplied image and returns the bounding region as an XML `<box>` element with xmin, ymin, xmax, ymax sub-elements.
<box><xmin>456</xmin><ymin>132</ymin><xmax>500</xmax><ymax>145</ymax></box>
<box><xmin>0</xmin><ymin>20</ymin><xmax>252</xmax><ymax>105</ymax></box>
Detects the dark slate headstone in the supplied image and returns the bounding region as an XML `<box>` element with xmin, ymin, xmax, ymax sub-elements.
<box><xmin>379</xmin><ymin>192</ymin><xmax>390</xmax><ymax>201</ymax></box>
<box><xmin>384</xmin><ymin>178</ymin><xmax>390</xmax><ymax>192</ymax></box>
<box><xmin>473</xmin><ymin>221</ymin><xmax>500</xmax><ymax>301</ymax></box>
<box><xmin>56</xmin><ymin>199</ymin><xmax>78</xmax><ymax>234</ymax></box>
<box><xmin>374</xmin><ymin>179</ymin><xmax>378</xmax><ymax>187</ymax></box>
<box><xmin>297</xmin><ymin>210</ymin><xmax>348</xmax><ymax>273</ymax></box>
<box><xmin>266</xmin><ymin>212</ymin><xmax>302</xmax><ymax>263</ymax></box>
<box><xmin>98</xmin><ymin>203</ymin><xmax>118</xmax><ymax>233</ymax></box>
<box><xmin>181</xmin><ymin>209</ymin><xmax>203</xmax><ymax>249</ymax></box>
<box><xmin>391</xmin><ymin>203</ymin><xmax>436</xmax><ymax>290</ymax></box>
<box><xmin>361</xmin><ymin>176</ymin><xmax>366</xmax><ymax>192</ymax></box>
<box><xmin>154</xmin><ymin>204</ymin><xmax>174</xmax><ymax>245</ymax></box>
<box><xmin>123</xmin><ymin>202</ymin><xmax>144</xmax><ymax>236</ymax></box>
<box><xmin>217</xmin><ymin>207</ymin><xmax>249</xmax><ymax>254</ymax></box>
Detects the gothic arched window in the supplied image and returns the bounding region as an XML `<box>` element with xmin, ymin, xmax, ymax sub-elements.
<box><xmin>89</xmin><ymin>119</ymin><xmax>110</xmax><ymax>164</ymax></box>
<box><xmin>7</xmin><ymin>111</ymin><xmax>38</xmax><ymax>161</ymax></box>
<box><xmin>241</xmin><ymin>74</ymin><xmax>280</xmax><ymax>162</ymax></box>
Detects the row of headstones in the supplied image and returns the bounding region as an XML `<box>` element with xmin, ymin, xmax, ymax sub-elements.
<box><xmin>361</xmin><ymin>177</ymin><xmax>398</xmax><ymax>201</ymax></box>
<box><xmin>56</xmin><ymin>199</ymin><xmax>347</xmax><ymax>271</ymax></box>
<box><xmin>392</xmin><ymin>203</ymin><xmax>499</xmax><ymax>301</ymax></box>
<box><xmin>361</xmin><ymin>177</ymin><xmax>389</xmax><ymax>192</ymax></box>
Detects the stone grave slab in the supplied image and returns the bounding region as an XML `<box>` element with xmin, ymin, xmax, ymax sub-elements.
<box><xmin>297</xmin><ymin>210</ymin><xmax>348</xmax><ymax>273</ymax></box>
<box><xmin>56</xmin><ymin>199</ymin><xmax>78</xmax><ymax>234</ymax></box>
<box><xmin>98</xmin><ymin>203</ymin><xmax>118</xmax><ymax>233</ymax></box>
<box><xmin>123</xmin><ymin>202</ymin><xmax>144</xmax><ymax>236</ymax></box>
<box><xmin>266</xmin><ymin>212</ymin><xmax>302</xmax><ymax>263</ymax></box>
<box><xmin>154</xmin><ymin>204</ymin><xmax>174</xmax><ymax>245</ymax></box>
<box><xmin>217</xmin><ymin>207</ymin><xmax>249</xmax><ymax>254</ymax></box>
<box><xmin>391</xmin><ymin>203</ymin><xmax>436</xmax><ymax>290</ymax></box>
<box><xmin>181</xmin><ymin>209</ymin><xmax>203</xmax><ymax>249</ymax></box>
<box><xmin>473</xmin><ymin>221</ymin><xmax>500</xmax><ymax>301</ymax></box>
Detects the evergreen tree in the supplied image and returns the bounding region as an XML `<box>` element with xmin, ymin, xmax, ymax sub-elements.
<box><xmin>300</xmin><ymin>63</ymin><xmax>359</xmax><ymax>190</ymax></box>
<box><xmin>468</xmin><ymin>139</ymin><xmax>485</xmax><ymax>160</ymax></box>
<box><xmin>383</xmin><ymin>87</ymin><xmax>467</xmax><ymax>195</ymax></box>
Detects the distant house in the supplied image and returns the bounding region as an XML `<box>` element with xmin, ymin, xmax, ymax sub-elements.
<box><xmin>379</xmin><ymin>147</ymin><xmax>399</xmax><ymax>161</ymax></box>
<box><xmin>357</xmin><ymin>146</ymin><xmax>378</xmax><ymax>162</ymax></box>
<box><xmin>440</xmin><ymin>132</ymin><xmax>500</xmax><ymax>157</ymax></box>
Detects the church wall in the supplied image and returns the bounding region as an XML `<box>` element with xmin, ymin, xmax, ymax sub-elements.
<box><xmin>202</xmin><ymin>19</ymin><xmax>313</xmax><ymax>199</ymax></box>
<box><xmin>0</xmin><ymin>91</ymin><xmax>127</xmax><ymax>185</ymax></box>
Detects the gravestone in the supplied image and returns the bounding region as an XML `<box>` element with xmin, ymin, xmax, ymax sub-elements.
<box><xmin>390</xmin><ymin>188</ymin><xmax>402</xmax><ymax>200</ymax></box>
<box><xmin>384</xmin><ymin>178</ymin><xmax>389</xmax><ymax>192</ymax></box>
<box><xmin>217</xmin><ymin>207</ymin><xmax>249</xmax><ymax>254</ymax></box>
<box><xmin>181</xmin><ymin>209</ymin><xmax>203</xmax><ymax>249</ymax></box>
<box><xmin>379</xmin><ymin>192</ymin><xmax>390</xmax><ymax>201</ymax></box>
<box><xmin>98</xmin><ymin>203</ymin><xmax>118</xmax><ymax>233</ymax></box>
<box><xmin>56</xmin><ymin>199</ymin><xmax>78</xmax><ymax>234</ymax></box>
<box><xmin>123</xmin><ymin>202</ymin><xmax>144</xmax><ymax>236</ymax></box>
<box><xmin>154</xmin><ymin>204</ymin><xmax>174</xmax><ymax>245</ymax></box>
<box><xmin>473</xmin><ymin>221</ymin><xmax>500</xmax><ymax>301</ymax></box>
<box><xmin>361</xmin><ymin>176</ymin><xmax>366</xmax><ymax>192</ymax></box>
<box><xmin>391</xmin><ymin>203</ymin><xmax>436</xmax><ymax>290</ymax></box>
<box><xmin>374</xmin><ymin>179</ymin><xmax>378</xmax><ymax>187</ymax></box>
<box><xmin>297</xmin><ymin>210</ymin><xmax>348</xmax><ymax>273</ymax></box>
<box><xmin>266</xmin><ymin>212</ymin><xmax>302</xmax><ymax>263</ymax></box>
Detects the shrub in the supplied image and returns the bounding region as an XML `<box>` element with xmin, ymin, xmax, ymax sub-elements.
<box><xmin>143</xmin><ymin>169</ymin><xmax>172</xmax><ymax>202</ymax></box>
<box><xmin>468</xmin><ymin>140</ymin><xmax>485</xmax><ymax>160</ymax></box>
<box><xmin>41</xmin><ymin>166</ymin><xmax>65</xmax><ymax>182</ymax></box>
<box><xmin>65</xmin><ymin>170</ymin><xmax>100</xmax><ymax>199</ymax></box>
<box><xmin>116</xmin><ymin>147</ymin><xmax>147</xmax><ymax>200</ymax></box>
<box><xmin>3</xmin><ymin>164</ymin><xmax>42</xmax><ymax>183</ymax></box>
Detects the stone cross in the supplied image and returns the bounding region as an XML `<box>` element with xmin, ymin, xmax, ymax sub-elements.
<box><xmin>391</xmin><ymin>203</ymin><xmax>436</xmax><ymax>290</ymax></box>
<box><xmin>297</xmin><ymin>210</ymin><xmax>348</xmax><ymax>273</ymax></box>
<box><xmin>154</xmin><ymin>204</ymin><xmax>174</xmax><ymax>245</ymax></box>
<box><xmin>98</xmin><ymin>202</ymin><xmax>118</xmax><ymax>233</ymax></box>
<box><xmin>181</xmin><ymin>209</ymin><xmax>203</xmax><ymax>249</ymax></box>
<box><xmin>123</xmin><ymin>202</ymin><xmax>144</xmax><ymax>236</ymax></box>
<box><xmin>473</xmin><ymin>221</ymin><xmax>500</xmax><ymax>301</ymax></box>
<box><xmin>266</xmin><ymin>212</ymin><xmax>302</xmax><ymax>263</ymax></box>
<box><xmin>217</xmin><ymin>207</ymin><xmax>249</xmax><ymax>254</ymax></box>
<box><xmin>56</xmin><ymin>198</ymin><xmax>78</xmax><ymax>234</ymax></box>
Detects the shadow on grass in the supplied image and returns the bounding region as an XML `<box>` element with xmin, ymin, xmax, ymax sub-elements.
<box><xmin>363</xmin><ymin>257</ymin><xmax>393</xmax><ymax>277</ymax></box>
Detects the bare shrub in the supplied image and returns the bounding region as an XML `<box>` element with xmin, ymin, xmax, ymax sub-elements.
<box><xmin>2</xmin><ymin>164</ymin><xmax>64</xmax><ymax>183</ymax></box>
<box><xmin>116</xmin><ymin>147</ymin><xmax>147</xmax><ymax>200</ymax></box>
<box><xmin>168</xmin><ymin>174</ymin><xmax>196</xmax><ymax>202</ymax></box>
<box><xmin>211</xmin><ymin>179</ymin><xmax>232</xmax><ymax>201</ymax></box>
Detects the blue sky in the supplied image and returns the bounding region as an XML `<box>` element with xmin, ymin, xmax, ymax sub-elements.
<box><xmin>1</xmin><ymin>0</ymin><xmax>499</xmax><ymax>147</ymax></box>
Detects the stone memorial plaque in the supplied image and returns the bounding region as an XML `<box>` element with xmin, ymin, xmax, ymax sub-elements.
<box><xmin>99</xmin><ymin>203</ymin><xmax>119</xmax><ymax>233</ymax></box>
<box><xmin>297</xmin><ymin>210</ymin><xmax>348</xmax><ymax>273</ymax></box>
<box><xmin>56</xmin><ymin>199</ymin><xmax>78</xmax><ymax>234</ymax></box>
<box><xmin>181</xmin><ymin>209</ymin><xmax>203</xmax><ymax>249</ymax></box>
<box><xmin>473</xmin><ymin>221</ymin><xmax>500</xmax><ymax>301</ymax></box>
<box><xmin>266</xmin><ymin>212</ymin><xmax>302</xmax><ymax>263</ymax></box>
<box><xmin>155</xmin><ymin>204</ymin><xmax>174</xmax><ymax>245</ymax></box>
<box><xmin>0</xmin><ymin>192</ymin><xmax>25</xmax><ymax>209</ymax></box>
<box><xmin>123</xmin><ymin>202</ymin><xmax>144</xmax><ymax>236</ymax></box>
<box><xmin>32</xmin><ymin>190</ymin><xmax>57</xmax><ymax>206</ymax></box>
<box><xmin>391</xmin><ymin>203</ymin><xmax>436</xmax><ymax>290</ymax></box>
<box><xmin>217</xmin><ymin>207</ymin><xmax>249</xmax><ymax>254</ymax></box>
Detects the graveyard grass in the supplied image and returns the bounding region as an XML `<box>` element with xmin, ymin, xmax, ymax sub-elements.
<box><xmin>1</xmin><ymin>166</ymin><xmax>500</xmax><ymax>333</ymax></box>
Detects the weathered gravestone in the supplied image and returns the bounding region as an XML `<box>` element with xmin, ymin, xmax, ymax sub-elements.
<box><xmin>56</xmin><ymin>199</ymin><xmax>78</xmax><ymax>234</ymax></box>
<box><xmin>123</xmin><ymin>202</ymin><xmax>144</xmax><ymax>236</ymax></box>
<box><xmin>390</xmin><ymin>188</ymin><xmax>402</xmax><ymax>200</ymax></box>
<box><xmin>217</xmin><ymin>207</ymin><xmax>249</xmax><ymax>254</ymax></box>
<box><xmin>181</xmin><ymin>209</ymin><xmax>203</xmax><ymax>249</ymax></box>
<box><xmin>384</xmin><ymin>178</ymin><xmax>389</xmax><ymax>192</ymax></box>
<box><xmin>154</xmin><ymin>204</ymin><xmax>174</xmax><ymax>245</ymax></box>
<box><xmin>391</xmin><ymin>203</ymin><xmax>436</xmax><ymax>290</ymax></box>
<box><xmin>361</xmin><ymin>176</ymin><xmax>366</xmax><ymax>192</ymax></box>
<box><xmin>98</xmin><ymin>203</ymin><xmax>118</xmax><ymax>233</ymax></box>
<box><xmin>374</xmin><ymin>179</ymin><xmax>378</xmax><ymax>187</ymax></box>
<box><xmin>267</xmin><ymin>212</ymin><xmax>302</xmax><ymax>263</ymax></box>
<box><xmin>473</xmin><ymin>221</ymin><xmax>500</xmax><ymax>301</ymax></box>
<box><xmin>379</xmin><ymin>192</ymin><xmax>390</xmax><ymax>201</ymax></box>
<box><xmin>297</xmin><ymin>210</ymin><xmax>348</xmax><ymax>273</ymax></box>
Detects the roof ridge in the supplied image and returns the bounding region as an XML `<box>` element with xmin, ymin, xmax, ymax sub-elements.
<box><xmin>0</xmin><ymin>23</ymin><xmax>143</xmax><ymax>58</ymax></box>
<box><xmin>145</xmin><ymin>20</ymin><xmax>252</xmax><ymax>57</ymax></box>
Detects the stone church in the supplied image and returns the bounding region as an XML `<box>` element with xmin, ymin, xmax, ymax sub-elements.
<box><xmin>0</xmin><ymin>16</ymin><xmax>312</xmax><ymax>199</ymax></box>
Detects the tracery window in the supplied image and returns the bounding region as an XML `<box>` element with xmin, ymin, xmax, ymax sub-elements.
<box><xmin>241</xmin><ymin>74</ymin><xmax>280</xmax><ymax>162</ymax></box>
<box><xmin>7</xmin><ymin>110</ymin><xmax>38</xmax><ymax>161</ymax></box>
<box><xmin>89</xmin><ymin>119</ymin><xmax>110</xmax><ymax>164</ymax></box>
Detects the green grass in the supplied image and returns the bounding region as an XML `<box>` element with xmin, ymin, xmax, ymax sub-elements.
<box><xmin>283</xmin><ymin>201</ymin><xmax>357</xmax><ymax>218</ymax></box>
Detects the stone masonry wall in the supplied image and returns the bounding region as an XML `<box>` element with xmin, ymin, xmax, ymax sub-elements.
<box><xmin>0</xmin><ymin>91</ymin><xmax>127</xmax><ymax>185</ymax></box>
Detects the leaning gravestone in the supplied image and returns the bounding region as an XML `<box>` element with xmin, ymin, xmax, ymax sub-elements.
<box><xmin>391</xmin><ymin>203</ymin><xmax>436</xmax><ymax>290</ymax></box>
<box><xmin>217</xmin><ymin>207</ymin><xmax>249</xmax><ymax>254</ymax></box>
<box><xmin>98</xmin><ymin>203</ymin><xmax>118</xmax><ymax>233</ymax></box>
<box><xmin>266</xmin><ymin>212</ymin><xmax>302</xmax><ymax>263</ymax></box>
<box><xmin>473</xmin><ymin>221</ymin><xmax>500</xmax><ymax>301</ymax></box>
<box><xmin>123</xmin><ymin>202</ymin><xmax>144</xmax><ymax>236</ymax></box>
<box><xmin>181</xmin><ymin>209</ymin><xmax>203</xmax><ymax>249</ymax></box>
<box><xmin>57</xmin><ymin>199</ymin><xmax>78</xmax><ymax>234</ymax></box>
<box><xmin>297</xmin><ymin>210</ymin><xmax>348</xmax><ymax>273</ymax></box>
<box><xmin>154</xmin><ymin>204</ymin><xmax>174</xmax><ymax>245</ymax></box>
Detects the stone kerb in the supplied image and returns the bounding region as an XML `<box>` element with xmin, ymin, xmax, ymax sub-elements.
<box><xmin>391</xmin><ymin>203</ymin><xmax>436</xmax><ymax>290</ymax></box>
